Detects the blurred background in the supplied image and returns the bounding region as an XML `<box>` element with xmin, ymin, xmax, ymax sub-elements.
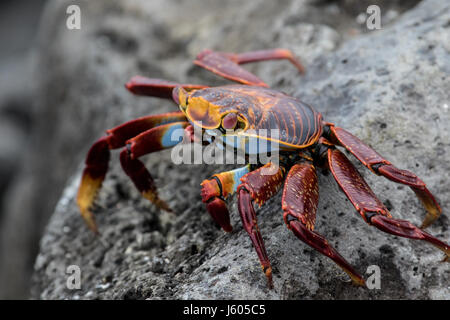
<box><xmin>0</xmin><ymin>0</ymin><xmax>46</xmax><ymax>209</ymax></box>
<box><xmin>0</xmin><ymin>0</ymin><xmax>47</xmax><ymax>299</ymax></box>
<box><xmin>1</xmin><ymin>0</ymin><xmax>447</xmax><ymax>300</ymax></box>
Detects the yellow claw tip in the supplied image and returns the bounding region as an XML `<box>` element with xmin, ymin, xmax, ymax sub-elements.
<box><xmin>344</xmin><ymin>270</ymin><xmax>366</xmax><ymax>287</ymax></box>
<box><xmin>153</xmin><ymin>198</ymin><xmax>173</xmax><ymax>213</ymax></box>
<box><xmin>88</xmin><ymin>222</ymin><xmax>100</xmax><ymax>235</ymax></box>
<box><xmin>76</xmin><ymin>173</ymin><xmax>103</xmax><ymax>231</ymax></box>
<box><xmin>352</xmin><ymin>277</ymin><xmax>366</xmax><ymax>287</ymax></box>
<box><xmin>80</xmin><ymin>209</ymin><xmax>99</xmax><ymax>234</ymax></box>
<box><xmin>420</xmin><ymin>218</ymin><xmax>431</xmax><ymax>230</ymax></box>
<box><xmin>420</xmin><ymin>218</ymin><xmax>435</xmax><ymax>230</ymax></box>
<box><xmin>142</xmin><ymin>191</ymin><xmax>173</xmax><ymax>213</ymax></box>
<box><xmin>263</xmin><ymin>267</ymin><xmax>274</xmax><ymax>289</ymax></box>
<box><xmin>418</xmin><ymin>194</ymin><xmax>442</xmax><ymax>229</ymax></box>
<box><xmin>159</xmin><ymin>201</ymin><xmax>173</xmax><ymax>213</ymax></box>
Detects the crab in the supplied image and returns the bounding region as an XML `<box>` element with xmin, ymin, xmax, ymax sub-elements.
<box><xmin>77</xmin><ymin>48</ymin><xmax>449</xmax><ymax>288</ymax></box>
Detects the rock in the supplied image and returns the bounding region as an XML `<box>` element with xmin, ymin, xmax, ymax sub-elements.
<box><xmin>20</xmin><ymin>0</ymin><xmax>450</xmax><ymax>299</ymax></box>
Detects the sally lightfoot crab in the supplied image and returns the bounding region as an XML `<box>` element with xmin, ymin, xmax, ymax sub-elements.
<box><xmin>77</xmin><ymin>48</ymin><xmax>449</xmax><ymax>288</ymax></box>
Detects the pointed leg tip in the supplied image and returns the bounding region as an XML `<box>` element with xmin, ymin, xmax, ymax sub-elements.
<box><xmin>159</xmin><ymin>202</ymin><xmax>174</xmax><ymax>213</ymax></box>
<box><xmin>86</xmin><ymin>218</ymin><xmax>98</xmax><ymax>233</ymax></box>
<box><xmin>440</xmin><ymin>246</ymin><xmax>450</xmax><ymax>263</ymax></box>
<box><xmin>420</xmin><ymin>215</ymin><xmax>433</xmax><ymax>229</ymax></box>
<box><xmin>162</xmin><ymin>200</ymin><xmax>176</xmax><ymax>213</ymax></box>
<box><xmin>297</xmin><ymin>66</ymin><xmax>306</xmax><ymax>75</ymax></box>
<box><xmin>291</xmin><ymin>59</ymin><xmax>305</xmax><ymax>75</ymax></box>
<box><xmin>420</xmin><ymin>214</ymin><xmax>438</xmax><ymax>229</ymax></box>
<box><xmin>351</xmin><ymin>276</ymin><xmax>366</xmax><ymax>287</ymax></box>
<box><xmin>80</xmin><ymin>210</ymin><xmax>99</xmax><ymax>234</ymax></box>
<box><xmin>142</xmin><ymin>191</ymin><xmax>173</xmax><ymax>213</ymax></box>
<box><xmin>342</xmin><ymin>267</ymin><xmax>365</xmax><ymax>287</ymax></box>
<box><xmin>76</xmin><ymin>171</ymin><xmax>105</xmax><ymax>231</ymax></box>
<box><xmin>91</xmin><ymin>227</ymin><xmax>100</xmax><ymax>236</ymax></box>
<box><xmin>222</xmin><ymin>225</ymin><xmax>233</xmax><ymax>233</ymax></box>
<box><xmin>264</xmin><ymin>267</ymin><xmax>274</xmax><ymax>289</ymax></box>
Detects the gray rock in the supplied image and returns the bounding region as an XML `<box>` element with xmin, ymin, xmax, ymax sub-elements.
<box><xmin>23</xmin><ymin>0</ymin><xmax>450</xmax><ymax>299</ymax></box>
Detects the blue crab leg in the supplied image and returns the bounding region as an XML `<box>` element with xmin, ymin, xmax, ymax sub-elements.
<box><xmin>201</xmin><ymin>165</ymin><xmax>251</xmax><ymax>232</ymax></box>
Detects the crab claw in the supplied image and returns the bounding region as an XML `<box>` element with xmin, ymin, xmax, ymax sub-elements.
<box><xmin>76</xmin><ymin>137</ymin><xmax>110</xmax><ymax>234</ymax></box>
<box><xmin>77</xmin><ymin>172</ymin><xmax>102</xmax><ymax>234</ymax></box>
<box><xmin>205</xmin><ymin>198</ymin><xmax>233</xmax><ymax>232</ymax></box>
<box><xmin>201</xmin><ymin>178</ymin><xmax>233</xmax><ymax>232</ymax></box>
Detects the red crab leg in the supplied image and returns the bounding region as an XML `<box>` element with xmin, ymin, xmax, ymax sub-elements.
<box><xmin>200</xmin><ymin>165</ymin><xmax>251</xmax><ymax>232</ymax></box>
<box><xmin>125</xmin><ymin>76</ymin><xmax>208</xmax><ymax>99</ymax></box>
<box><xmin>120</xmin><ymin>120</ymin><xmax>190</xmax><ymax>206</ymax></box>
<box><xmin>77</xmin><ymin>112</ymin><xmax>187</xmax><ymax>233</ymax></box>
<box><xmin>237</xmin><ymin>163</ymin><xmax>286</xmax><ymax>288</ymax></box>
<box><xmin>328</xmin><ymin>125</ymin><xmax>442</xmax><ymax>229</ymax></box>
<box><xmin>327</xmin><ymin>148</ymin><xmax>449</xmax><ymax>261</ymax></box>
<box><xmin>194</xmin><ymin>48</ymin><xmax>305</xmax><ymax>87</ymax></box>
<box><xmin>282</xmin><ymin>162</ymin><xmax>366</xmax><ymax>286</ymax></box>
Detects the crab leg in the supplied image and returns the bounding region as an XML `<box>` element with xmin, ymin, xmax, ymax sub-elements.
<box><xmin>200</xmin><ymin>165</ymin><xmax>251</xmax><ymax>232</ymax></box>
<box><xmin>282</xmin><ymin>162</ymin><xmax>366</xmax><ymax>286</ymax></box>
<box><xmin>328</xmin><ymin>125</ymin><xmax>442</xmax><ymax>229</ymax></box>
<box><xmin>120</xmin><ymin>120</ymin><xmax>189</xmax><ymax>206</ymax></box>
<box><xmin>194</xmin><ymin>48</ymin><xmax>305</xmax><ymax>87</ymax></box>
<box><xmin>77</xmin><ymin>112</ymin><xmax>187</xmax><ymax>233</ymax></box>
<box><xmin>237</xmin><ymin>163</ymin><xmax>286</xmax><ymax>288</ymax></box>
<box><xmin>125</xmin><ymin>76</ymin><xmax>208</xmax><ymax>99</ymax></box>
<box><xmin>327</xmin><ymin>148</ymin><xmax>449</xmax><ymax>261</ymax></box>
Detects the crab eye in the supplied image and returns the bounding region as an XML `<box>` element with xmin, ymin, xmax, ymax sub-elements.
<box><xmin>222</xmin><ymin>113</ymin><xmax>238</xmax><ymax>130</ymax></box>
<box><xmin>173</xmin><ymin>86</ymin><xmax>188</xmax><ymax>110</ymax></box>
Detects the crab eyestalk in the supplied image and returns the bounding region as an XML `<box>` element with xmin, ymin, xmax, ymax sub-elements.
<box><xmin>222</xmin><ymin>112</ymin><xmax>238</xmax><ymax>130</ymax></box>
<box><xmin>172</xmin><ymin>86</ymin><xmax>188</xmax><ymax>110</ymax></box>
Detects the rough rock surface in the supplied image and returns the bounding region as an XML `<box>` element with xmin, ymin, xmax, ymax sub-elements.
<box><xmin>28</xmin><ymin>0</ymin><xmax>449</xmax><ymax>299</ymax></box>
